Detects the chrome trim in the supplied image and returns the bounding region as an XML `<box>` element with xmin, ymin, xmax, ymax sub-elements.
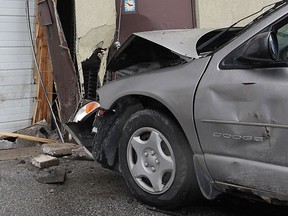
<box><xmin>201</xmin><ymin>119</ymin><xmax>288</xmax><ymax>129</ymax></box>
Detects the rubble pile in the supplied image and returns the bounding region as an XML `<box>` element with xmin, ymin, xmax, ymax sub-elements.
<box><xmin>0</xmin><ymin>121</ymin><xmax>93</xmax><ymax>184</ymax></box>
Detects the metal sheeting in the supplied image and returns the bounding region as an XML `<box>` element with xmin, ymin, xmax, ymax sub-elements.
<box><xmin>0</xmin><ymin>0</ymin><xmax>36</xmax><ymax>132</ymax></box>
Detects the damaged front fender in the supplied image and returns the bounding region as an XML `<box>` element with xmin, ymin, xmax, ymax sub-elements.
<box><xmin>92</xmin><ymin>102</ymin><xmax>143</xmax><ymax>169</ymax></box>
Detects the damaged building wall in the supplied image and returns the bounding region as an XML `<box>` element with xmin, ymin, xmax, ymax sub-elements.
<box><xmin>195</xmin><ymin>0</ymin><xmax>276</xmax><ymax>28</ymax></box>
<box><xmin>75</xmin><ymin>0</ymin><xmax>116</xmax><ymax>96</ymax></box>
<box><xmin>0</xmin><ymin>0</ymin><xmax>36</xmax><ymax>132</ymax></box>
<box><xmin>38</xmin><ymin>0</ymin><xmax>80</xmax><ymax>124</ymax></box>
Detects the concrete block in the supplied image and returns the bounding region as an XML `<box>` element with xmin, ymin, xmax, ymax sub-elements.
<box><xmin>42</xmin><ymin>143</ymin><xmax>78</xmax><ymax>157</ymax></box>
<box><xmin>0</xmin><ymin>140</ymin><xmax>16</xmax><ymax>150</ymax></box>
<box><xmin>72</xmin><ymin>147</ymin><xmax>93</xmax><ymax>161</ymax></box>
<box><xmin>15</xmin><ymin>124</ymin><xmax>47</xmax><ymax>148</ymax></box>
<box><xmin>36</xmin><ymin>167</ymin><xmax>66</xmax><ymax>184</ymax></box>
<box><xmin>31</xmin><ymin>154</ymin><xmax>59</xmax><ymax>169</ymax></box>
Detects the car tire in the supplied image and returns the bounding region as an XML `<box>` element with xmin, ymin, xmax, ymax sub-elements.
<box><xmin>119</xmin><ymin>109</ymin><xmax>200</xmax><ymax>209</ymax></box>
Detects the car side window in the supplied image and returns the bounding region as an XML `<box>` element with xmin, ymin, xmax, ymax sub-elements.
<box><xmin>220</xmin><ymin>17</ymin><xmax>288</xmax><ymax>70</ymax></box>
<box><xmin>276</xmin><ymin>23</ymin><xmax>288</xmax><ymax>61</ymax></box>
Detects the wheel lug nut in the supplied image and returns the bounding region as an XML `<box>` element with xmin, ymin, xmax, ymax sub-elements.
<box><xmin>151</xmin><ymin>167</ymin><xmax>156</xmax><ymax>172</ymax></box>
<box><xmin>144</xmin><ymin>162</ymin><xmax>148</xmax><ymax>167</ymax></box>
<box><xmin>144</xmin><ymin>152</ymin><xmax>148</xmax><ymax>157</ymax></box>
<box><xmin>155</xmin><ymin>159</ymin><xmax>159</xmax><ymax>164</ymax></box>
<box><xmin>151</xmin><ymin>150</ymin><xmax>155</xmax><ymax>156</ymax></box>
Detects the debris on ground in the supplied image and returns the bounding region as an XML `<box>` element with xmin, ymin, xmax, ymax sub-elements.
<box><xmin>36</xmin><ymin>166</ymin><xmax>66</xmax><ymax>184</ymax></box>
<box><xmin>0</xmin><ymin>132</ymin><xmax>56</xmax><ymax>145</ymax></box>
<box><xmin>71</xmin><ymin>146</ymin><xmax>93</xmax><ymax>161</ymax></box>
<box><xmin>0</xmin><ymin>120</ymin><xmax>58</xmax><ymax>149</ymax></box>
<box><xmin>0</xmin><ymin>140</ymin><xmax>16</xmax><ymax>150</ymax></box>
<box><xmin>42</xmin><ymin>143</ymin><xmax>79</xmax><ymax>157</ymax></box>
<box><xmin>0</xmin><ymin>147</ymin><xmax>41</xmax><ymax>161</ymax></box>
<box><xmin>0</xmin><ymin>121</ymin><xmax>95</xmax><ymax>186</ymax></box>
<box><xmin>31</xmin><ymin>154</ymin><xmax>60</xmax><ymax>169</ymax></box>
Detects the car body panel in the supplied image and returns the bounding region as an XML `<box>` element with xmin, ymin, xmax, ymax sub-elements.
<box><xmin>98</xmin><ymin>57</ymin><xmax>211</xmax><ymax>155</ymax></box>
<box><xmin>133</xmin><ymin>29</ymin><xmax>214</xmax><ymax>58</ymax></box>
<box><xmin>75</xmin><ymin>1</ymin><xmax>288</xmax><ymax>205</ymax></box>
<box><xmin>108</xmin><ymin>29</ymin><xmax>215</xmax><ymax>71</ymax></box>
<box><xmin>195</xmin><ymin>4</ymin><xmax>288</xmax><ymax>201</ymax></box>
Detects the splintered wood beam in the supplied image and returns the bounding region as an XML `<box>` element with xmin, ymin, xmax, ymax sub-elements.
<box><xmin>0</xmin><ymin>132</ymin><xmax>56</xmax><ymax>143</ymax></box>
<box><xmin>33</xmin><ymin>12</ymin><xmax>54</xmax><ymax>124</ymax></box>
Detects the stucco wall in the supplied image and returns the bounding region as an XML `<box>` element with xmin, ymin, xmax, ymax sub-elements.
<box><xmin>75</xmin><ymin>0</ymin><xmax>116</xmax><ymax>65</ymax></box>
<box><xmin>195</xmin><ymin>0</ymin><xmax>276</xmax><ymax>28</ymax></box>
<box><xmin>75</xmin><ymin>0</ymin><xmax>116</xmax><ymax>88</ymax></box>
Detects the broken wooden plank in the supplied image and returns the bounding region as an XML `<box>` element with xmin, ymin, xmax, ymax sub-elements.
<box><xmin>0</xmin><ymin>132</ymin><xmax>56</xmax><ymax>143</ymax></box>
<box><xmin>33</xmin><ymin>13</ymin><xmax>54</xmax><ymax>124</ymax></box>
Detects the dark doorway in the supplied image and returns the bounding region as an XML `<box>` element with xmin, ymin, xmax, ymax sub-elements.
<box><xmin>57</xmin><ymin>0</ymin><xmax>76</xmax><ymax>63</ymax></box>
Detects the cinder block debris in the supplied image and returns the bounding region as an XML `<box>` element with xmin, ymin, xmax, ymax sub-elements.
<box><xmin>36</xmin><ymin>167</ymin><xmax>66</xmax><ymax>184</ymax></box>
<box><xmin>42</xmin><ymin>143</ymin><xmax>78</xmax><ymax>157</ymax></box>
<box><xmin>15</xmin><ymin>120</ymin><xmax>52</xmax><ymax>148</ymax></box>
<box><xmin>72</xmin><ymin>147</ymin><xmax>93</xmax><ymax>161</ymax></box>
<box><xmin>0</xmin><ymin>140</ymin><xmax>16</xmax><ymax>150</ymax></box>
<box><xmin>31</xmin><ymin>154</ymin><xmax>59</xmax><ymax>169</ymax></box>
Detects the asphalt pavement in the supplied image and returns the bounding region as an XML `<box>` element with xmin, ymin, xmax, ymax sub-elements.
<box><xmin>0</xmin><ymin>148</ymin><xmax>288</xmax><ymax>216</ymax></box>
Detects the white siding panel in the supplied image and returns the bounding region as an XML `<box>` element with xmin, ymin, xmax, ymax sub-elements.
<box><xmin>0</xmin><ymin>16</ymin><xmax>35</xmax><ymax>23</ymax></box>
<box><xmin>0</xmin><ymin>0</ymin><xmax>36</xmax><ymax>132</ymax></box>
<box><xmin>0</xmin><ymin>120</ymin><xmax>32</xmax><ymax>132</ymax></box>
<box><xmin>0</xmin><ymin>23</ymin><xmax>34</xmax><ymax>32</ymax></box>
<box><xmin>0</xmin><ymin>69</ymin><xmax>33</xmax><ymax>77</ymax></box>
<box><xmin>0</xmin><ymin>55</ymin><xmax>33</xmax><ymax>63</ymax></box>
<box><xmin>0</xmin><ymin>113</ymin><xmax>33</xmax><ymax>123</ymax></box>
<box><xmin>0</xmin><ymin>47</ymin><xmax>32</xmax><ymax>55</ymax></box>
<box><xmin>0</xmin><ymin>32</ymin><xmax>33</xmax><ymax>41</ymax></box>
<box><xmin>0</xmin><ymin>84</ymin><xmax>37</xmax><ymax>100</ymax></box>
<box><xmin>0</xmin><ymin>69</ymin><xmax>34</xmax><ymax>86</ymax></box>
<box><xmin>0</xmin><ymin>103</ymin><xmax>33</xmax><ymax>115</ymax></box>
<box><xmin>0</xmin><ymin>40</ymin><xmax>32</xmax><ymax>47</ymax></box>
<box><xmin>0</xmin><ymin>98</ymin><xmax>34</xmax><ymax>131</ymax></box>
<box><xmin>0</xmin><ymin>1</ymin><xmax>35</xmax><ymax>16</ymax></box>
<box><xmin>0</xmin><ymin>61</ymin><xmax>33</xmax><ymax>70</ymax></box>
<box><xmin>0</xmin><ymin>98</ymin><xmax>35</xmax><ymax>108</ymax></box>
<box><xmin>0</xmin><ymin>75</ymin><xmax>34</xmax><ymax>85</ymax></box>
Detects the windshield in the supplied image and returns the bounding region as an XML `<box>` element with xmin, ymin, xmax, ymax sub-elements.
<box><xmin>197</xmin><ymin>1</ymin><xmax>287</xmax><ymax>55</ymax></box>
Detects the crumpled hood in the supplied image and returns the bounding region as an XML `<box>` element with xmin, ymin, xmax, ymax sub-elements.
<box><xmin>134</xmin><ymin>29</ymin><xmax>213</xmax><ymax>58</ymax></box>
<box><xmin>108</xmin><ymin>28</ymin><xmax>214</xmax><ymax>71</ymax></box>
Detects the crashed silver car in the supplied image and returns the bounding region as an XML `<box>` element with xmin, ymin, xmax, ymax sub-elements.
<box><xmin>67</xmin><ymin>1</ymin><xmax>288</xmax><ymax>210</ymax></box>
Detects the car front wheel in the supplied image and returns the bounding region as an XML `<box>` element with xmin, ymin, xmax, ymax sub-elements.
<box><xmin>119</xmin><ymin>109</ymin><xmax>199</xmax><ymax>209</ymax></box>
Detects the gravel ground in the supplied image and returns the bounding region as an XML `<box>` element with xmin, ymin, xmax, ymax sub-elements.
<box><xmin>0</xmin><ymin>150</ymin><xmax>288</xmax><ymax>216</ymax></box>
<box><xmin>0</xmin><ymin>157</ymin><xmax>167</xmax><ymax>216</ymax></box>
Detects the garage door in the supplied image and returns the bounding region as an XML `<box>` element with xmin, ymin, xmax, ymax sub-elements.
<box><xmin>0</xmin><ymin>0</ymin><xmax>36</xmax><ymax>132</ymax></box>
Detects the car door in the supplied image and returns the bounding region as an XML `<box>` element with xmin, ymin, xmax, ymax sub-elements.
<box><xmin>195</xmin><ymin>15</ymin><xmax>288</xmax><ymax>196</ymax></box>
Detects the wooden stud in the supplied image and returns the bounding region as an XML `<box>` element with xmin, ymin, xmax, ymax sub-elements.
<box><xmin>0</xmin><ymin>132</ymin><xmax>56</xmax><ymax>144</ymax></box>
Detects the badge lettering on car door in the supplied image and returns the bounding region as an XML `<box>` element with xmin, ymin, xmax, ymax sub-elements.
<box><xmin>212</xmin><ymin>132</ymin><xmax>264</xmax><ymax>142</ymax></box>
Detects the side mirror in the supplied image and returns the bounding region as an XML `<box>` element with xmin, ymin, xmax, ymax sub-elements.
<box><xmin>238</xmin><ymin>32</ymin><xmax>278</xmax><ymax>63</ymax></box>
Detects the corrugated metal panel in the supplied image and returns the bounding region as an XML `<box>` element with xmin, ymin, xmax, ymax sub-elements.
<box><xmin>0</xmin><ymin>0</ymin><xmax>36</xmax><ymax>132</ymax></box>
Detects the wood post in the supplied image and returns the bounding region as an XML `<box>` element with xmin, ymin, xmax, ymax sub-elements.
<box><xmin>33</xmin><ymin>15</ymin><xmax>54</xmax><ymax>124</ymax></box>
